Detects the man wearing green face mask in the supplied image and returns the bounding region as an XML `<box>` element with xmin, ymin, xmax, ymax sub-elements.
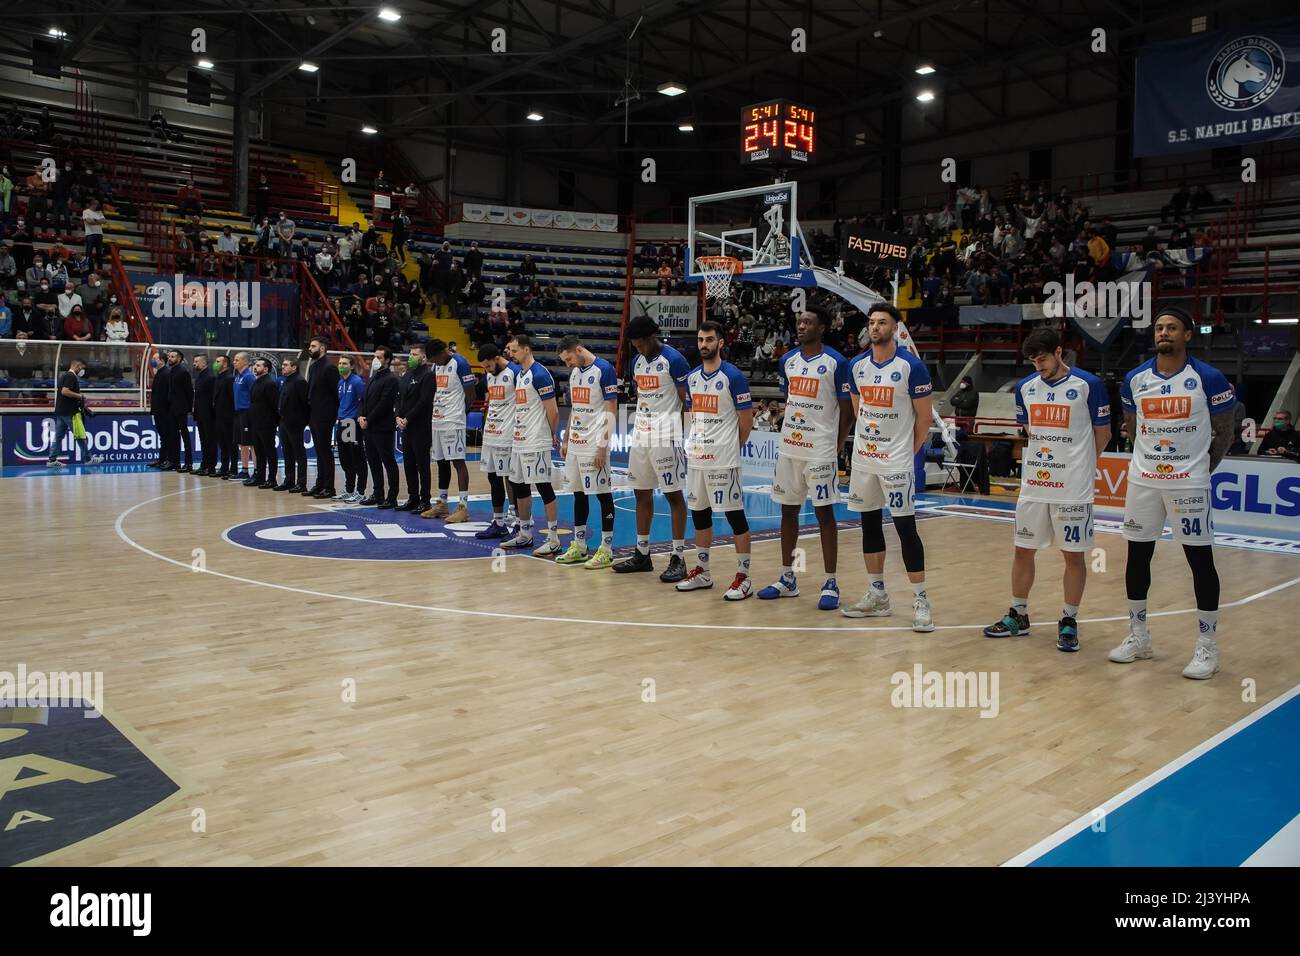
<box><xmin>1257</xmin><ymin>409</ymin><xmax>1298</xmax><ymax>463</ymax></box>
<box><xmin>395</xmin><ymin>342</ymin><xmax>436</xmax><ymax>512</ymax></box>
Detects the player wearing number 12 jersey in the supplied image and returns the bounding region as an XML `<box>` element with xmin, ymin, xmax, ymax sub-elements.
<box><xmin>757</xmin><ymin>306</ymin><xmax>853</xmax><ymax>610</ymax></box>
<box><xmin>842</xmin><ymin>303</ymin><xmax>936</xmax><ymax>632</ymax></box>
<box><xmin>983</xmin><ymin>328</ymin><xmax>1110</xmax><ymax>651</ymax></box>
<box><xmin>1111</xmin><ymin>307</ymin><xmax>1236</xmax><ymax>680</ymax></box>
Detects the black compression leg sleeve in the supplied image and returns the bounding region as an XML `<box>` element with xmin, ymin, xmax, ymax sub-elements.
<box><xmin>724</xmin><ymin>509</ymin><xmax>748</xmax><ymax>534</ymax></box>
<box><xmin>573</xmin><ymin>490</ymin><xmax>590</xmax><ymax>528</ymax></box>
<box><xmin>1183</xmin><ymin>544</ymin><xmax>1220</xmax><ymax>612</ymax></box>
<box><xmin>488</xmin><ymin>471</ymin><xmax>506</xmax><ymax>511</ymax></box>
<box><xmin>1126</xmin><ymin>540</ymin><xmax>1156</xmax><ymax>601</ymax></box>
<box><xmin>598</xmin><ymin>492</ymin><xmax>615</xmax><ymax>532</ymax></box>
<box><xmin>436</xmin><ymin>459</ymin><xmax>451</xmax><ymax>491</ymax></box>
<box><xmin>893</xmin><ymin>514</ymin><xmax>925</xmax><ymax>573</ymax></box>
<box><xmin>537</xmin><ymin>482</ymin><xmax>556</xmax><ymax>504</ymax></box>
<box><xmin>861</xmin><ymin>509</ymin><xmax>886</xmax><ymax>553</ymax></box>
<box><xmin>691</xmin><ymin>508</ymin><xmax>713</xmax><ymax>532</ymax></box>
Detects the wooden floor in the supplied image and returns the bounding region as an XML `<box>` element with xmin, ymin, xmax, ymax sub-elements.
<box><xmin>3</xmin><ymin>467</ymin><xmax>1297</xmax><ymax>866</ymax></box>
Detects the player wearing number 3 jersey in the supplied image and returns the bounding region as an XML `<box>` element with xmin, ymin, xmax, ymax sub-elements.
<box><xmin>1111</xmin><ymin>307</ymin><xmax>1236</xmax><ymax>680</ymax></box>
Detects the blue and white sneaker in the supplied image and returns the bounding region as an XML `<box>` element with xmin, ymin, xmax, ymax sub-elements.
<box><xmin>757</xmin><ymin>573</ymin><xmax>799</xmax><ymax>600</ymax></box>
<box><xmin>817</xmin><ymin>578</ymin><xmax>840</xmax><ymax>611</ymax></box>
<box><xmin>475</xmin><ymin>521</ymin><xmax>510</xmax><ymax>540</ymax></box>
<box><xmin>1056</xmin><ymin>616</ymin><xmax>1079</xmax><ymax>653</ymax></box>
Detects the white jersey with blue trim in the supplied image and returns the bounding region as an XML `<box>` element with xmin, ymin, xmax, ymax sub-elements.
<box><xmin>685</xmin><ymin>361</ymin><xmax>753</xmax><ymax>470</ymax></box>
<box><xmin>483</xmin><ymin>361</ymin><xmax>520</xmax><ymax>447</ymax></box>
<box><xmin>513</xmin><ymin>360</ymin><xmax>557</xmax><ymax>452</ymax></box>
<box><xmin>1122</xmin><ymin>357</ymin><xmax>1234</xmax><ymax>489</ymax></box>
<box><xmin>566</xmin><ymin>357</ymin><xmax>618</xmax><ymax>455</ymax></box>
<box><xmin>1014</xmin><ymin>367</ymin><xmax>1111</xmax><ymax>504</ymax></box>
<box><xmin>778</xmin><ymin>346</ymin><xmax>852</xmax><ymax>461</ymax></box>
<box><xmin>432</xmin><ymin>353</ymin><xmax>476</xmax><ymax>427</ymax></box>
<box><xmin>631</xmin><ymin>344</ymin><xmax>690</xmax><ymax>447</ymax></box>
<box><xmin>848</xmin><ymin>348</ymin><xmax>933</xmax><ymax>473</ymax></box>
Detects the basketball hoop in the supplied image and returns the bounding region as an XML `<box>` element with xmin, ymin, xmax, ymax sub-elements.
<box><xmin>696</xmin><ymin>255</ymin><xmax>743</xmax><ymax>301</ymax></box>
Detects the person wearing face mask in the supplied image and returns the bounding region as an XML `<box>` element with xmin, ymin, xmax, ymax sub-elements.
<box><xmin>62</xmin><ymin>304</ymin><xmax>92</xmax><ymax>342</ymax></box>
<box><xmin>276</xmin><ymin>356</ymin><xmax>310</xmax><ymax>492</ymax></box>
<box><xmin>232</xmin><ymin>351</ymin><xmax>256</xmax><ymax>477</ymax></box>
<box><xmin>358</xmin><ymin>345</ymin><xmax>400</xmax><ymax>508</ymax></box>
<box><xmin>104</xmin><ymin>301</ymin><xmax>129</xmax><ymax>342</ymax></box>
<box><xmin>33</xmin><ymin>277</ymin><xmax>59</xmax><ymax>328</ymax></box>
<box><xmin>78</xmin><ymin>272</ymin><xmax>106</xmax><ymax>337</ymax></box>
<box><xmin>24</xmin><ymin>255</ymin><xmax>46</xmax><ymax>289</ymax></box>
<box><xmin>246</xmin><ymin>358</ymin><xmax>281</xmax><ymax>489</ymax></box>
<box><xmin>148</xmin><ymin>350</ymin><xmax>174</xmax><ymax>469</ymax></box>
<box><xmin>396</xmin><ymin>343</ymin><xmax>435</xmax><ymax>512</ymax></box>
<box><xmin>950</xmin><ymin>374</ymin><xmax>979</xmax><ymax>421</ymax></box>
<box><xmin>211</xmin><ymin>355</ymin><xmax>237</xmax><ymax>478</ymax></box>
<box><xmin>1257</xmin><ymin>409</ymin><xmax>1298</xmax><ymax>463</ymax></box>
<box><xmin>333</xmin><ymin>356</ymin><xmax>368</xmax><ymax>501</ymax></box>
<box><xmin>46</xmin><ymin>359</ymin><xmax>104</xmax><ymax>467</ymax></box>
<box><xmin>192</xmin><ymin>355</ymin><xmax>216</xmax><ymax>476</ymax></box>
<box><xmin>305</xmin><ymin>336</ymin><xmax>340</xmax><ymax>498</ymax></box>
<box><xmin>166</xmin><ymin>349</ymin><xmax>195</xmax><ymax>472</ymax></box>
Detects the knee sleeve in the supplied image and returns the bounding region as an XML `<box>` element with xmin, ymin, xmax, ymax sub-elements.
<box><xmin>893</xmin><ymin>514</ymin><xmax>925</xmax><ymax>573</ymax></box>
<box><xmin>1126</xmin><ymin>540</ymin><xmax>1156</xmax><ymax>601</ymax></box>
<box><xmin>573</xmin><ymin>490</ymin><xmax>590</xmax><ymax>527</ymax></box>
<box><xmin>861</xmin><ymin>509</ymin><xmax>886</xmax><ymax>553</ymax></box>
<box><xmin>691</xmin><ymin>508</ymin><xmax>713</xmax><ymax>532</ymax></box>
<box><xmin>724</xmin><ymin>509</ymin><xmax>749</xmax><ymax>535</ymax></box>
<box><xmin>509</xmin><ymin>480</ymin><xmax>530</xmax><ymax>500</ymax></box>
<box><xmin>537</xmin><ymin>482</ymin><xmax>556</xmax><ymax>504</ymax></box>
<box><xmin>598</xmin><ymin>492</ymin><xmax>615</xmax><ymax>531</ymax></box>
<box><xmin>1183</xmin><ymin>544</ymin><xmax>1220</xmax><ymax>612</ymax></box>
<box><xmin>436</xmin><ymin>460</ymin><xmax>451</xmax><ymax>488</ymax></box>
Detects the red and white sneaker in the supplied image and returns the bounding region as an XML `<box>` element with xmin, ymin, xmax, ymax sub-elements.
<box><xmin>674</xmin><ymin>566</ymin><xmax>714</xmax><ymax>592</ymax></box>
<box><xmin>723</xmin><ymin>573</ymin><xmax>753</xmax><ymax>601</ymax></box>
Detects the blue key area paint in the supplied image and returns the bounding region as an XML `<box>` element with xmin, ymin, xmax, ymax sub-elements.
<box><xmin>222</xmin><ymin>487</ymin><xmax>940</xmax><ymax>562</ymax></box>
<box><xmin>1030</xmin><ymin>691</ymin><xmax>1300</xmax><ymax>866</ymax></box>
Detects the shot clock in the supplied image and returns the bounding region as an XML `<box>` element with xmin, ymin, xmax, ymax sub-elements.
<box><xmin>740</xmin><ymin>100</ymin><xmax>816</xmax><ymax>167</ymax></box>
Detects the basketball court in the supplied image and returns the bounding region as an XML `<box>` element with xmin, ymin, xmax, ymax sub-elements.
<box><xmin>4</xmin><ymin>459</ymin><xmax>1297</xmax><ymax>866</ymax></box>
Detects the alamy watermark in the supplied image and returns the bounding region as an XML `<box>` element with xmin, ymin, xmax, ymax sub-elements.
<box><xmin>0</xmin><ymin>665</ymin><xmax>103</xmax><ymax>717</ymax></box>
<box><xmin>1043</xmin><ymin>276</ymin><xmax>1151</xmax><ymax>323</ymax></box>
<box><xmin>890</xmin><ymin>664</ymin><xmax>999</xmax><ymax>718</ymax></box>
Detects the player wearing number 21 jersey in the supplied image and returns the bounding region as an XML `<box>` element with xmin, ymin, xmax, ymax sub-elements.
<box><xmin>676</xmin><ymin>321</ymin><xmax>755</xmax><ymax>601</ymax></box>
<box><xmin>983</xmin><ymin>328</ymin><xmax>1110</xmax><ymax>651</ymax></box>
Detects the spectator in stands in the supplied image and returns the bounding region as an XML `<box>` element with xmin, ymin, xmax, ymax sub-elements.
<box><xmin>252</xmin><ymin>217</ymin><xmax>273</xmax><ymax>256</ymax></box>
<box><xmin>519</xmin><ymin>254</ymin><xmax>537</xmax><ymax>280</ymax></box>
<box><xmin>637</xmin><ymin>239</ymin><xmax>658</xmax><ymax>268</ymax></box>
<box><xmin>216</xmin><ymin>225</ymin><xmax>239</xmax><ymax>273</ymax></box>
<box><xmin>314</xmin><ymin>241</ymin><xmax>336</xmax><ymax>280</ymax></box>
<box><xmin>0</xmin><ymin>242</ymin><xmax>15</xmax><ymax>287</ymax></box>
<box><xmin>1258</xmin><ymin>410</ymin><xmax>1298</xmax><ymax>463</ymax></box>
<box><xmin>177</xmin><ymin>179</ymin><xmax>203</xmax><ymax>219</ymax></box>
<box><xmin>104</xmin><ymin>305</ymin><xmax>129</xmax><ymax>342</ymax></box>
<box><xmin>149</xmin><ymin>109</ymin><xmax>179</xmax><ymax>142</ymax></box>
<box><xmin>50</xmin><ymin>160</ymin><xmax>75</xmax><ymax>237</ymax></box>
<box><xmin>62</xmin><ymin>303</ymin><xmax>92</xmax><ymax>342</ymax></box>
<box><xmin>374</xmin><ymin>169</ymin><xmax>392</xmax><ymax>193</ymax></box>
<box><xmin>361</xmin><ymin>223</ymin><xmax>380</xmax><ymax>257</ymax></box>
<box><xmin>57</xmin><ymin>277</ymin><xmax>81</xmax><ymax>319</ymax></box>
<box><xmin>337</xmin><ymin>229</ymin><xmax>355</xmax><ymax>277</ymax></box>
<box><xmin>0</xmin><ymin>165</ymin><xmax>13</xmax><ymax>226</ymax></box>
<box><xmin>391</xmin><ymin>209</ymin><xmax>410</xmax><ymax>262</ymax></box>
<box><xmin>34</xmin><ymin>107</ymin><xmax>55</xmax><ymax>144</ymax></box>
<box><xmin>254</xmin><ymin>173</ymin><xmax>271</xmax><ymax>223</ymax></box>
<box><xmin>12</xmin><ymin>294</ymin><xmax>41</xmax><ymax>338</ymax></box>
<box><xmin>951</xmin><ymin>375</ymin><xmax>979</xmax><ymax>421</ymax></box>
<box><xmin>463</xmin><ymin>240</ymin><xmax>484</xmax><ymax>281</ymax></box>
<box><xmin>275</xmin><ymin>211</ymin><xmax>295</xmax><ymax>257</ymax></box>
<box><xmin>0</xmin><ymin>296</ymin><xmax>9</xmax><ymax>337</ymax></box>
<box><xmin>25</xmin><ymin>165</ymin><xmax>50</xmax><ymax>235</ymax></box>
<box><xmin>25</xmin><ymin>253</ymin><xmax>48</xmax><ymax>290</ymax></box>
<box><xmin>1086</xmin><ymin>228</ymin><xmax>1111</xmax><ymax>277</ymax></box>
<box><xmin>80</xmin><ymin>197</ymin><xmax>106</xmax><ymax>270</ymax></box>
<box><xmin>1161</xmin><ymin>182</ymin><xmax>1191</xmax><ymax>223</ymax></box>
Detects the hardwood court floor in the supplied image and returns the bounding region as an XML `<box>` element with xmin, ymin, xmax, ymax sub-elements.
<box><xmin>3</xmin><ymin>468</ymin><xmax>1297</xmax><ymax>866</ymax></box>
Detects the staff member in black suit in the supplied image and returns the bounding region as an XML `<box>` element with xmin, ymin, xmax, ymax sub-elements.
<box><xmin>277</xmin><ymin>356</ymin><xmax>310</xmax><ymax>491</ymax></box>
<box><xmin>167</xmin><ymin>349</ymin><xmax>195</xmax><ymax>473</ymax></box>
<box><xmin>358</xmin><ymin>345</ymin><xmax>399</xmax><ymax>508</ymax></box>
<box><xmin>396</xmin><ymin>341</ymin><xmax>436</xmax><ymax>513</ymax></box>
<box><xmin>305</xmin><ymin>335</ymin><xmax>341</xmax><ymax>498</ymax></box>
<box><xmin>211</xmin><ymin>355</ymin><xmax>237</xmax><ymax>478</ymax></box>
<box><xmin>246</xmin><ymin>358</ymin><xmax>281</xmax><ymax>489</ymax></box>
<box><xmin>148</xmin><ymin>351</ymin><xmax>173</xmax><ymax>469</ymax></box>
<box><xmin>192</xmin><ymin>355</ymin><xmax>216</xmax><ymax>475</ymax></box>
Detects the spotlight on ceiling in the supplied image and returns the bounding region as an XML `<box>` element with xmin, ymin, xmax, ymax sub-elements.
<box><xmin>916</xmin><ymin>90</ymin><xmax>936</xmax><ymax>103</ymax></box>
<box><xmin>196</xmin><ymin>59</ymin><xmax>215</xmax><ymax>70</ymax></box>
<box><xmin>678</xmin><ymin>122</ymin><xmax>694</xmax><ymax>132</ymax></box>
<box><xmin>526</xmin><ymin>111</ymin><xmax>544</xmax><ymax>122</ymax></box>
<box><xmin>657</xmin><ymin>81</ymin><xmax>686</xmax><ymax>97</ymax></box>
<box><xmin>378</xmin><ymin>8</ymin><xmax>402</xmax><ymax>22</ymax></box>
<box><xmin>361</xmin><ymin>125</ymin><xmax>379</xmax><ymax>135</ymax></box>
<box><xmin>299</xmin><ymin>61</ymin><xmax>319</xmax><ymax>73</ymax></box>
<box><xmin>915</xmin><ymin>64</ymin><xmax>936</xmax><ymax>75</ymax></box>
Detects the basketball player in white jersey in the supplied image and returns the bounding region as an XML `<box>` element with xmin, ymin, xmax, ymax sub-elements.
<box><xmin>842</xmin><ymin>303</ymin><xmax>936</xmax><ymax>631</ymax></box>
<box><xmin>615</xmin><ymin>314</ymin><xmax>691</xmax><ymax>582</ymax></box>
<box><xmin>676</xmin><ymin>320</ymin><xmax>756</xmax><ymax>600</ymax></box>
<box><xmin>421</xmin><ymin>339</ymin><xmax>477</xmax><ymax>522</ymax></box>
<box><xmin>555</xmin><ymin>335</ymin><xmax>620</xmax><ymax>569</ymax></box>
<box><xmin>502</xmin><ymin>333</ymin><xmax>563</xmax><ymax>556</ymax></box>
<box><xmin>1110</xmin><ymin>306</ymin><xmax>1235</xmax><ymax>679</ymax></box>
<box><xmin>474</xmin><ymin>343</ymin><xmax>521</xmax><ymax>540</ymax></box>
<box><xmin>983</xmin><ymin>328</ymin><xmax>1111</xmax><ymax>651</ymax></box>
<box><xmin>757</xmin><ymin>305</ymin><xmax>853</xmax><ymax>610</ymax></box>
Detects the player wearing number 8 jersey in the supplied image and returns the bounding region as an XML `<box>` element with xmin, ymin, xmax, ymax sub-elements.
<box><xmin>677</xmin><ymin>321</ymin><xmax>756</xmax><ymax>601</ymax></box>
<box><xmin>842</xmin><ymin>303</ymin><xmax>935</xmax><ymax>631</ymax></box>
<box><xmin>1111</xmin><ymin>307</ymin><xmax>1236</xmax><ymax>679</ymax></box>
<box><xmin>616</xmin><ymin>315</ymin><xmax>692</xmax><ymax>582</ymax></box>
<box><xmin>983</xmin><ymin>329</ymin><xmax>1110</xmax><ymax>651</ymax></box>
<box><xmin>757</xmin><ymin>306</ymin><xmax>853</xmax><ymax>610</ymax></box>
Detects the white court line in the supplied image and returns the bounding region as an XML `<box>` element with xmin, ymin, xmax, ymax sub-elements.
<box><xmin>1002</xmin><ymin>682</ymin><xmax>1300</xmax><ymax>867</ymax></box>
<box><xmin>114</xmin><ymin>487</ymin><xmax>1300</xmax><ymax>634</ymax></box>
<box><xmin>1242</xmin><ymin>811</ymin><xmax>1300</xmax><ymax>866</ymax></box>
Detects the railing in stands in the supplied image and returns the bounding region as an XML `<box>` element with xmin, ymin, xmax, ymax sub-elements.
<box><xmin>381</xmin><ymin>142</ymin><xmax>446</xmax><ymax>228</ymax></box>
<box><xmin>109</xmin><ymin>244</ymin><xmax>154</xmax><ymax>346</ymax></box>
<box><xmin>297</xmin><ymin>259</ymin><xmax>358</xmax><ymax>353</ymax></box>
<box><xmin>908</xmin><ymin>322</ymin><xmax>1026</xmax><ymax>362</ymax></box>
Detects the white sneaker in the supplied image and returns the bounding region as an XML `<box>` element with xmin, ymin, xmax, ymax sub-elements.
<box><xmin>912</xmin><ymin>594</ymin><xmax>935</xmax><ymax>633</ymax></box>
<box><xmin>724</xmin><ymin>573</ymin><xmax>754</xmax><ymax>601</ymax></box>
<box><xmin>1108</xmin><ymin>630</ymin><xmax>1153</xmax><ymax>663</ymax></box>
<box><xmin>501</xmin><ymin>531</ymin><xmax>534</xmax><ymax>550</ymax></box>
<box><xmin>46</xmin><ymin>459</ymin><xmax>66</xmax><ymax>468</ymax></box>
<box><xmin>348</xmin><ymin>492</ymin><xmax>365</xmax><ymax>502</ymax></box>
<box><xmin>86</xmin><ymin>455</ymin><xmax>104</xmax><ymax>465</ymax></box>
<box><xmin>532</xmin><ymin>536</ymin><xmax>562</xmax><ymax>557</ymax></box>
<box><xmin>1182</xmin><ymin>637</ymin><xmax>1220</xmax><ymax>680</ymax></box>
<box><xmin>842</xmin><ymin>589</ymin><xmax>891</xmax><ymax>618</ymax></box>
<box><xmin>675</xmin><ymin>566</ymin><xmax>714</xmax><ymax>591</ymax></box>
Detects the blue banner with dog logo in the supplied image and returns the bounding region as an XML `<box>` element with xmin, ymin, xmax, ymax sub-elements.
<box><xmin>1134</xmin><ymin>20</ymin><xmax>1300</xmax><ymax>157</ymax></box>
<box><xmin>131</xmin><ymin>273</ymin><xmax>295</xmax><ymax>347</ymax></box>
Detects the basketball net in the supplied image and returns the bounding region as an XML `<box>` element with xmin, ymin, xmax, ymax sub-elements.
<box><xmin>696</xmin><ymin>255</ymin><xmax>742</xmax><ymax>301</ymax></box>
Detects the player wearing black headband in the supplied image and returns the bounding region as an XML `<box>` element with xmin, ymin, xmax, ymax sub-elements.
<box><xmin>1110</xmin><ymin>306</ymin><xmax>1236</xmax><ymax>679</ymax></box>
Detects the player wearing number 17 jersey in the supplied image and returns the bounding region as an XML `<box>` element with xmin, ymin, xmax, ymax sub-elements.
<box><xmin>983</xmin><ymin>329</ymin><xmax>1110</xmax><ymax>651</ymax></box>
<box><xmin>1110</xmin><ymin>307</ymin><xmax>1236</xmax><ymax>680</ymax></box>
<box><xmin>555</xmin><ymin>336</ymin><xmax>620</xmax><ymax>570</ymax></box>
<box><xmin>842</xmin><ymin>303</ymin><xmax>935</xmax><ymax>632</ymax></box>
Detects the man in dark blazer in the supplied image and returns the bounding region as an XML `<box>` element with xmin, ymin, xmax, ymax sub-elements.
<box><xmin>305</xmin><ymin>335</ymin><xmax>341</xmax><ymax>498</ymax></box>
<box><xmin>277</xmin><ymin>356</ymin><xmax>310</xmax><ymax>491</ymax></box>
<box><xmin>192</xmin><ymin>355</ymin><xmax>216</xmax><ymax>475</ymax></box>
<box><xmin>149</xmin><ymin>351</ymin><xmax>173</xmax><ymax>469</ymax></box>
<box><xmin>396</xmin><ymin>340</ymin><xmax>436</xmax><ymax>512</ymax></box>
<box><xmin>246</xmin><ymin>358</ymin><xmax>281</xmax><ymax>488</ymax></box>
<box><xmin>211</xmin><ymin>355</ymin><xmax>236</xmax><ymax>478</ymax></box>
<box><xmin>166</xmin><ymin>349</ymin><xmax>195</xmax><ymax>472</ymax></box>
<box><xmin>358</xmin><ymin>345</ymin><xmax>400</xmax><ymax>508</ymax></box>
